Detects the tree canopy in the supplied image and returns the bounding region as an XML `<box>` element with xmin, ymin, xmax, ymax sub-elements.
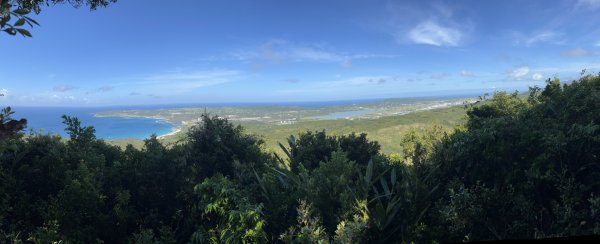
<box><xmin>1</xmin><ymin>75</ymin><xmax>599</xmax><ymax>242</ymax></box>
<box><xmin>1</xmin><ymin>0</ymin><xmax>116</xmax><ymax>37</ymax></box>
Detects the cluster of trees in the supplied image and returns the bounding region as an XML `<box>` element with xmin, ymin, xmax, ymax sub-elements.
<box><xmin>1</xmin><ymin>75</ymin><xmax>599</xmax><ymax>243</ymax></box>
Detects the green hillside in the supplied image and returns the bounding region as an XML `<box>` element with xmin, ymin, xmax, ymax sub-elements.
<box><xmin>241</xmin><ymin>104</ymin><xmax>467</xmax><ymax>155</ymax></box>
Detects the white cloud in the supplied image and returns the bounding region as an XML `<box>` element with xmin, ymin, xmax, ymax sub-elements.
<box><xmin>139</xmin><ymin>70</ymin><xmax>242</xmax><ymax>92</ymax></box>
<box><xmin>516</xmin><ymin>31</ymin><xmax>565</xmax><ymax>46</ymax></box>
<box><xmin>225</xmin><ymin>40</ymin><xmax>396</xmax><ymax>68</ymax></box>
<box><xmin>408</xmin><ymin>21</ymin><xmax>462</xmax><ymax>46</ymax></box>
<box><xmin>278</xmin><ymin>76</ymin><xmax>393</xmax><ymax>95</ymax></box>
<box><xmin>0</xmin><ymin>88</ymin><xmax>8</xmax><ymax>97</ymax></box>
<box><xmin>460</xmin><ymin>70</ymin><xmax>475</xmax><ymax>77</ymax></box>
<box><xmin>260</xmin><ymin>40</ymin><xmax>286</xmax><ymax>63</ymax></box>
<box><xmin>53</xmin><ymin>85</ymin><xmax>77</xmax><ymax>92</ymax></box>
<box><xmin>576</xmin><ymin>0</ymin><xmax>600</xmax><ymax>9</ymax></box>
<box><xmin>323</xmin><ymin>76</ymin><xmax>391</xmax><ymax>87</ymax></box>
<box><xmin>289</xmin><ymin>47</ymin><xmax>343</xmax><ymax>62</ymax></box>
<box><xmin>47</xmin><ymin>94</ymin><xmax>78</xmax><ymax>103</ymax></box>
<box><xmin>532</xmin><ymin>73</ymin><xmax>544</xmax><ymax>81</ymax></box>
<box><xmin>560</xmin><ymin>48</ymin><xmax>593</xmax><ymax>57</ymax></box>
<box><xmin>508</xmin><ymin>66</ymin><xmax>530</xmax><ymax>80</ymax></box>
<box><xmin>536</xmin><ymin>62</ymin><xmax>600</xmax><ymax>73</ymax></box>
<box><xmin>385</xmin><ymin>1</ymin><xmax>469</xmax><ymax>47</ymax></box>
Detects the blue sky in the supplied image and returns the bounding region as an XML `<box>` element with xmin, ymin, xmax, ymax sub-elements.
<box><xmin>1</xmin><ymin>0</ymin><xmax>600</xmax><ymax>106</ymax></box>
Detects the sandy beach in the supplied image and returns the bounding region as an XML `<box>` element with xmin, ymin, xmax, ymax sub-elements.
<box><xmin>158</xmin><ymin>126</ymin><xmax>182</xmax><ymax>139</ymax></box>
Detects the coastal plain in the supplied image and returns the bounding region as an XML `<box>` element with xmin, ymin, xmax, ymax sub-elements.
<box><xmin>99</xmin><ymin>96</ymin><xmax>476</xmax><ymax>154</ymax></box>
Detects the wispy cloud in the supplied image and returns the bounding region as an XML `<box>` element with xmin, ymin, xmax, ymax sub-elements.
<box><xmin>536</xmin><ymin>62</ymin><xmax>600</xmax><ymax>73</ymax></box>
<box><xmin>430</xmin><ymin>72</ymin><xmax>451</xmax><ymax>79</ymax></box>
<box><xmin>85</xmin><ymin>85</ymin><xmax>114</xmax><ymax>94</ymax></box>
<box><xmin>576</xmin><ymin>0</ymin><xmax>600</xmax><ymax>9</ymax></box>
<box><xmin>51</xmin><ymin>94</ymin><xmax>77</xmax><ymax>102</ymax></box>
<box><xmin>560</xmin><ymin>48</ymin><xmax>594</xmax><ymax>57</ymax></box>
<box><xmin>144</xmin><ymin>70</ymin><xmax>239</xmax><ymax>84</ymax></box>
<box><xmin>322</xmin><ymin>76</ymin><xmax>391</xmax><ymax>87</ymax></box>
<box><xmin>14</xmin><ymin>91</ymin><xmax>88</xmax><ymax>105</ymax></box>
<box><xmin>0</xmin><ymin>88</ymin><xmax>8</xmax><ymax>97</ymax></box>
<box><xmin>532</xmin><ymin>73</ymin><xmax>544</xmax><ymax>81</ymax></box>
<box><xmin>408</xmin><ymin>21</ymin><xmax>462</xmax><ymax>46</ymax></box>
<box><xmin>135</xmin><ymin>69</ymin><xmax>243</xmax><ymax>93</ymax></box>
<box><xmin>98</xmin><ymin>86</ymin><xmax>114</xmax><ymax>92</ymax></box>
<box><xmin>459</xmin><ymin>70</ymin><xmax>475</xmax><ymax>77</ymax></box>
<box><xmin>222</xmin><ymin>39</ymin><xmax>397</xmax><ymax>68</ymax></box>
<box><xmin>288</xmin><ymin>47</ymin><xmax>344</xmax><ymax>62</ymax></box>
<box><xmin>279</xmin><ymin>75</ymin><xmax>394</xmax><ymax>94</ymax></box>
<box><xmin>515</xmin><ymin>31</ymin><xmax>565</xmax><ymax>46</ymax></box>
<box><xmin>340</xmin><ymin>58</ymin><xmax>352</xmax><ymax>68</ymax></box>
<box><xmin>386</xmin><ymin>2</ymin><xmax>469</xmax><ymax>47</ymax></box>
<box><xmin>507</xmin><ymin>66</ymin><xmax>530</xmax><ymax>80</ymax></box>
<box><xmin>283</xmin><ymin>78</ymin><xmax>301</xmax><ymax>84</ymax></box>
<box><xmin>53</xmin><ymin>85</ymin><xmax>77</xmax><ymax>92</ymax></box>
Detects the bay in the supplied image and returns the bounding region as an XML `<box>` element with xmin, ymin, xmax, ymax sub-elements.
<box><xmin>11</xmin><ymin>106</ymin><xmax>174</xmax><ymax>139</ymax></box>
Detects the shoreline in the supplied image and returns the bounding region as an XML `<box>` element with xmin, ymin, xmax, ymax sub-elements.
<box><xmin>158</xmin><ymin>126</ymin><xmax>182</xmax><ymax>139</ymax></box>
<box><xmin>93</xmin><ymin>112</ymin><xmax>181</xmax><ymax>139</ymax></box>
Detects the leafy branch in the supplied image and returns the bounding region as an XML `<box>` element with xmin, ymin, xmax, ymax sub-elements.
<box><xmin>1</xmin><ymin>0</ymin><xmax>39</xmax><ymax>37</ymax></box>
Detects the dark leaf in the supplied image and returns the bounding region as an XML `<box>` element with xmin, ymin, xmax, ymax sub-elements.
<box><xmin>24</xmin><ymin>16</ymin><xmax>39</xmax><ymax>26</ymax></box>
<box><xmin>13</xmin><ymin>8</ymin><xmax>30</xmax><ymax>15</ymax></box>
<box><xmin>16</xmin><ymin>28</ymin><xmax>31</xmax><ymax>37</ymax></box>
<box><xmin>3</xmin><ymin>28</ymin><xmax>16</xmax><ymax>35</ymax></box>
<box><xmin>14</xmin><ymin>18</ymin><xmax>24</xmax><ymax>26</ymax></box>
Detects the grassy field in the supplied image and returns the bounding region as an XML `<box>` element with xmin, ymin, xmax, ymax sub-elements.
<box><xmin>106</xmin><ymin>104</ymin><xmax>468</xmax><ymax>155</ymax></box>
<box><xmin>241</xmin><ymin>104</ymin><xmax>467</xmax><ymax>154</ymax></box>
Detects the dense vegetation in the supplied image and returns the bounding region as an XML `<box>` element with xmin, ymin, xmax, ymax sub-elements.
<box><xmin>1</xmin><ymin>75</ymin><xmax>599</xmax><ymax>243</ymax></box>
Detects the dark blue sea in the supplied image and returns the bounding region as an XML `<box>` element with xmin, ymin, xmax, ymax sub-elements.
<box><xmin>9</xmin><ymin>100</ymin><xmax>383</xmax><ymax>139</ymax></box>
<box><xmin>11</xmin><ymin>106</ymin><xmax>174</xmax><ymax>139</ymax></box>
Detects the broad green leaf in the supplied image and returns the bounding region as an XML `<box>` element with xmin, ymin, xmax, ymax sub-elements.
<box><xmin>278</xmin><ymin>142</ymin><xmax>291</xmax><ymax>159</ymax></box>
<box><xmin>380</xmin><ymin>177</ymin><xmax>390</xmax><ymax>196</ymax></box>
<box><xmin>16</xmin><ymin>28</ymin><xmax>31</xmax><ymax>37</ymax></box>
<box><xmin>14</xmin><ymin>18</ymin><xmax>24</xmax><ymax>26</ymax></box>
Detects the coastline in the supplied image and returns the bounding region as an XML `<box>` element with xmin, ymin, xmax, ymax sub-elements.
<box><xmin>158</xmin><ymin>126</ymin><xmax>182</xmax><ymax>139</ymax></box>
<box><xmin>93</xmin><ymin>112</ymin><xmax>181</xmax><ymax>139</ymax></box>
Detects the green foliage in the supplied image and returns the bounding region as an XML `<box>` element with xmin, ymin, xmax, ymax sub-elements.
<box><xmin>279</xmin><ymin>200</ymin><xmax>330</xmax><ymax>244</ymax></box>
<box><xmin>1</xmin><ymin>0</ymin><xmax>116</xmax><ymax>37</ymax></box>
<box><xmin>305</xmin><ymin>151</ymin><xmax>357</xmax><ymax>232</ymax></box>
<box><xmin>186</xmin><ymin>113</ymin><xmax>266</xmax><ymax>180</ymax></box>
<box><xmin>286</xmin><ymin>131</ymin><xmax>380</xmax><ymax>173</ymax></box>
<box><xmin>1</xmin><ymin>75</ymin><xmax>599</xmax><ymax>242</ymax></box>
<box><xmin>0</xmin><ymin>106</ymin><xmax>27</xmax><ymax>141</ymax></box>
<box><xmin>425</xmin><ymin>76</ymin><xmax>600</xmax><ymax>241</ymax></box>
<box><xmin>190</xmin><ymin>175</ymin><xmax>267</xmax><ymax>243</ymax></box>
<box><xmin>0</xmin><ymin>1</ymin><xmax>36</xmax><ymax>37</ymax></box>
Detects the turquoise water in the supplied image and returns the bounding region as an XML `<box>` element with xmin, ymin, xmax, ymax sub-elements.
<box><xmin>11</xmin><ymin>107</ymin><xmax>174</xmax><ymax>139</ymax></box>
<box><xmin>313</xmin><ymin>109</ymin><xmax>376</xmax><ymax>120</ymax></box>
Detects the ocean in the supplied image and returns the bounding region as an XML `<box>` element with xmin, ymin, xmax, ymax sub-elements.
<box><xmin>8</xmin><ymin>100</ymin><xmax>381</xmax><ymax>139</ymax></box>
<box><xmin>6</xmin><ymin>92</ymin><xmax>490</xmax><ymax>139</ymax></box>
<box><xmin>11</xmin><ymin>106</ymin><xmax>174</xmax><ymax>139</ymax></box>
